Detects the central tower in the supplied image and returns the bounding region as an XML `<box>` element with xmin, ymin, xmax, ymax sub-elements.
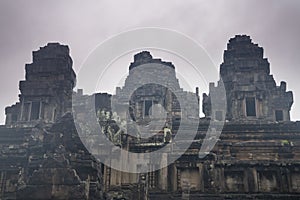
<box><xmin>113</xmin><ymin>51</ymin><xmax>199</xmax><ymax>136</ymax></box>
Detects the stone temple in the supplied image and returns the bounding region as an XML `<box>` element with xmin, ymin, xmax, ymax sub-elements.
<box><xmin>1</xmin><ymin>35</ymin><xmax>300</xmax><ymax>200</ymax></box>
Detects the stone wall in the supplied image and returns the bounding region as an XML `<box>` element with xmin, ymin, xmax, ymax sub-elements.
<box><xmin>0</xmin><ymin>114</ymin><xmax>104</xmax><ymax>200</ymax></box>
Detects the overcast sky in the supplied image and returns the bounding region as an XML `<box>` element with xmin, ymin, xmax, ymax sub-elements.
<box><xmin>0</xmin><ymin>0</ymin><xmax>300</xmax><ymax>124</ymax></box>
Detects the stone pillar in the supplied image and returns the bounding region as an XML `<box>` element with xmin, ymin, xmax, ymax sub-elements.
<box><xmin>158</xmin><ymin>153</ymin><xmax>168</xmax><ymax>190</ymax></box>
<box><xmin>249</xmin><ymin>168</ymin><xmax>258</xmax><ymax>192</ymax></box>
<box><xmin>197</xmin><ymin>163</ymin><xmax>204</xmax><ymax>192</ymax></box>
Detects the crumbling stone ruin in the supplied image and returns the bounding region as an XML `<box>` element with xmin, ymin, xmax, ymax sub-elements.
<box><xmin>1</xmin><ymin>35</ymin><xmax>300</xmax><ymax>199</ymax></box>
<box><xmin>113</xmin><ymin>51</ymin><xmax>199</xmax><ymax>135</ymax></box>
<box><xmin>203</xmin><ymin>35</ymin><xmax>293</xmax><ymax>122</ymax></box>
<box><xmin>1</xmin><ymin>44</ymin><xmax>103</xmax><ymax>200</ymax></box>
<box><xmin>5</xmin><ymin>43</ymin><xmax>76</xmax><ymax>126</ymax></box>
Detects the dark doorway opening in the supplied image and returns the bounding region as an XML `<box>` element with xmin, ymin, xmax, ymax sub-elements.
<box><xmin>144</xmin><ymin>100</ymin><xmax>152</xmax><ymax>116</ymax></box>
<box><xmin>215</xmin><ymin>111</ymin><xmax>223</xmax><ymax>121</ymax></box>
<box><xmin>31</xmin><ymin>101</ymin><xmax>40</xmax><ymax>120</ymax></box>
<box><xmin>246</xmin><ymin>97</ymin><xmax>256</xmax><ymax>117</ymax></box>
<box><xmin>275</xmin><ymin>110</ymin><xmax>283</xmax><ymax>121</ymax></box>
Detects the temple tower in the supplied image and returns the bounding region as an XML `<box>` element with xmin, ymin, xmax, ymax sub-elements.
<box><xmin>5</xmin><ymin>43</ymin><xmax>76</xmax><ymax>126</ymax></box>
<box><xmin>203</xmin><ymin>35</ymin><xmax>293</xmax><ymax>122</ymax></box>
<box><xmin>113</xmin><ymin>51</ymin><xmax>199</xmax><ymax>134</ymax></box>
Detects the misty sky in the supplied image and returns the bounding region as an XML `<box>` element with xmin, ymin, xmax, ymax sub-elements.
<box><xmin>0</xmin><ymin>0</ymin><xmax>300</xmax><ymax>124</ymax></box>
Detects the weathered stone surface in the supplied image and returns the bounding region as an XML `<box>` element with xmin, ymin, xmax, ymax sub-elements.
<box><xmin>114</xmin><ymin>51</ymin><xmax>199</xmax><ymax>133</ymax></box>
<box><xmin>1</xmin><ymin>44</ymin><xmax>103</xmax><ymax>199</ymax></box>
<box><xmin>203</xmin><ymin>35</ymin><xmax>293</xmax><ymax>123</ymax></box>
<box><xmin>2</xmin><ymin>36</ymin><xmax>300</xmax><ymax>200</ymax></box>
<box><xmin>5</xmin><ymin>43</ymin><xmax>76</xmax><ymax>126</ymax></box>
